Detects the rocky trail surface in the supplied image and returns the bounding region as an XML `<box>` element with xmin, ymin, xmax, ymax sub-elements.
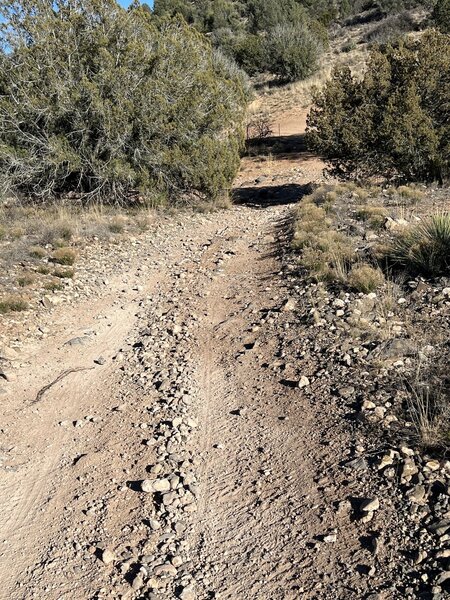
<box><xmin>1</xmin><ymin>110</ymin><xmax>449</xmax><ymax>600</ymax></box>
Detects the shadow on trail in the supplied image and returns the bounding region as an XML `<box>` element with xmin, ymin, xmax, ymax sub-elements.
<box><xmin>233</xmin><ymin>182</ymin><xmax>313</xmax><ymax>208</ymax></box>
<box><xmin>245</xmin><ymin>133</ymin><xmax>317</xmax><ymax>162</ymax></box>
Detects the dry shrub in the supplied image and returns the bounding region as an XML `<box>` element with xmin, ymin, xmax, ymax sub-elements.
<box><xmin>44</xmin><ymin>278</ymin><xmax>64</xmax><ymax>292</ymax></box>
<box><xmin>355</xmin><ymin>205</ymin><xmax>388</xmax><ymax>229</ymax></box>
<box><xmin>293</xmin><ymin>189</ymin><xmax>355</xmax><ymax>282</ymax></box>
<box><xmin>348</xmin><ymin>264</ymin><xmax>385</xmax><ymax>293</ymax></box>
<box><xmin>36</xmin><ymin>265</ymin><xmax>51</xmax><ymax>275</ymax></box>
<box><xmin>51</xmin><ymin>247</ymin><xmax>76</xmax><ymax>266</ymax></box>
<box><xmin>108</xmin><ymin>216</ymin><xmax>128</xmax><ymax>234</ymax></box>
<box><xmin>53</xmin><ymin>267</ymin><xmax>74</xmax><ymax>279</ymax></box>
<box><xmin>0</xmin><ymin>295</ymin><xmax>28</xmax><ymax>313</ymax></box>
<box><xmin>407</xmin><ymin>362</ymin><xmax>450</xmax><ymax>450</ymax></box>
<box><xmin>17</xmin><ymin>273</ymin><xmax>35</xmax><ymax>287</ymax></box>
<box><xmin>390</xmin><ymin>184</ymin><xmax>425</xmax><ymax>204</ymax></box>
<box><xmin>29</xmin><ymin>245</ymin><xmax>47</xmax><ymax>258</ymax></box>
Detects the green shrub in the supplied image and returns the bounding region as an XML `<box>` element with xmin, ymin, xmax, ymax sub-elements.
<box><xmin>307</xmin><ymin>31</ymin><xmax>450</xmax><ymax>183</ymax></box>
<box><xmin>433</xmin><ymin>0</ymin><xmax>450</xmax><ymax>33</ymax></box>
<box><xmin>388</xmin><ymin>214</ymin><xmax>450</xmax><ymax>276</ymax></box>
<box><xmin>268</xmin><ymin>23</ymin><xmax>324</xmax><ymax>82</ymax></box>
<box><xmin>0</xmin><ymin>2</ymin><xmax>248</xmax><ymax>204</ymax></box>
<box><xmin>233</xmin><ymin>34</ymin><xmax>267</xmax><ymax>75</ymax></box>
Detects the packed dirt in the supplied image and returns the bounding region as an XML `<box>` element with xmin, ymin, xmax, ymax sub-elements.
<box><xmin>0</xmin><ymin>108</ymin><xmax>448</xmax><ymax>600</ymax></box>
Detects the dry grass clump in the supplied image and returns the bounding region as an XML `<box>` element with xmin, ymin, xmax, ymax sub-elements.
<box><xmin>36</xmin><ymin>265</ymin><xmax>51</xmax><ymax>275</ymax></box>
<box><xmin>348</xmin><ymin>264</ymin><xmax>385</xmax><ymax>293</ymax></box>
<box><xmin>407</xmin><ymin>363</ymin><xmax>450</xmax><ymax>450</ymax></box>
<box><xmin>293</xmin><ymin>190</ymin><xmax>355</xmax><ymax>282</ymax></box>
<box><xmin>29</xmin><ymin>245</ymin><xmax>47</xmax><ymax>259</ymax></box>
<box><xmin>44</xmin><ymin>278</ymin><xmax>64</xmax><ymax>291</ymax></box>
<box><xmin>387</xmin><ymin>213</ymin><xmax>450</xmax><ymax>276</ymax></box>
<box><xmin>51</xmin><ymin>247</ymin><xmax>76</xmax><ymax>266</ymax></box>
<box><xmin>108</xmin><ymin>215</ymin><xmax>128</xmax><ymax>234</ymax></box>
<box><xmin>388</xmin><ymin>184</ymin><xmax>425</xmax><ymax>205</ymax></box>
<box><xmin>355</xmin><ymin>205</ymin><xmax>388</xmax><ymax>230</ymax></box>
<box><xmin>17</xmin><ymin>273</ymin><xmax>36</xmax><ymax>287</ymax></box>
<box><xmin>53</xmin><ymin>267</ymin><xmax>74</xmax><ymax>279</ymax></box>
<box><xmin>39</xmin><ymin>218</ymin><xmax>74</xmax><ymax>246</ymax></box>
<box><xmin>0</xmin><ymin>294</ymin><xmax>28</xmax><ymax>313</ymax></box>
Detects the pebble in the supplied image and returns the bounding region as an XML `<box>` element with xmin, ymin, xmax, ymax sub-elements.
<box><xmin>101</xmin><ymin>549</ymin><xmax>115</xmax><ymax>565</ymax></box>
<box><xmin>298</xmin><ymin>376</ymin><xmax>310</xmax><ymax>388</ymax></box>
<box><xmin>141</xmin><ymin>478</ymin><xmax>171</xmax><ymax>493</ymax></box>
<box><xmin>180</xmin><ymin>585</ymin><xmax>196</xmax><ymax>600</ymax></box>
<box><xmin>361</xmin><ymin>498</ymin><xmax>380</xmax><ymax>513</ymax></box>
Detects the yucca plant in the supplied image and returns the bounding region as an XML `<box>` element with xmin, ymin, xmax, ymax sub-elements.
<box><xmin>389</xmin><ymin>214</ymin><xmax>450</xmax><ymax>276</ymax></box>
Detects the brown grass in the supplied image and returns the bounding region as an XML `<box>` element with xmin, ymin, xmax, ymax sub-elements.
<box><xmin>0</xmin><ymin>295</ymin><xmax>28</xmax><ymax>313</ymax></box>
<box><xmin>348</xmin><ymin>264</ymin><xmax>385</xmax><ymax>293</ymax></box>
<box><xmin>51</xmin><ymin>247</ymin><xmax>76</xmax><ymax>266</ymax></box>
<box><xmin>44</xmin><ymin>278</ymin><xmax>64</xmax><ymax>291</ymax></box>
<box><xmin>53</xmin><ymin>267</ymin><xmax>74</xmax><ymax>279</ymax></box>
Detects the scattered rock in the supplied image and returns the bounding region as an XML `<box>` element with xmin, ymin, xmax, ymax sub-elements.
<box><xmin>361</xmin><ymin>498</ymin><xmax>380</xmax><ymax>513</ymax></box>
<box><xmin>100</xmin><ymin>549</ymin><xmax>115</xmax><ymax>565</ymax></box>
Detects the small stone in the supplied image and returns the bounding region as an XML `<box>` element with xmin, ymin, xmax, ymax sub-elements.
<box><xmin>428</xmin><ymin>519</ymin><xmax>450</xmax><ymax>537</ymax></box>
<box><xmin>149</xmin><ymin>518</ymin><xmax>161</xmax><ymax>530</ymax></box>
<box><xmin>425</xmin><ymin>459</ymin><xmax>440</xmax><ymax>472</ymax></box>
<box><xmin>400</xmin><ymin>446</ymin><xmax>415</xmax><ymax>457</ymax></box>
<box><xmin>378</xmin><ymin>453</ymin><xmax>395</xmax><ymax>470</ymax></box>
<box><xmin>401</xmin><ymin>458</ymin><xmax>418</xmax><ymax>480</ymax></box>
<box><xmin>179</xmin><ymin>585</ymin><xmax>196</xmax><ymax>600</ymax></box>
<box><xmin>141</xmin><ymin>478</ymin><xmax>171</xmax><ymax>493</ymax></box>
<box><xmin>298</xmin><ymin>376</ymin><xmax>310</xmax><ymax>389</ymax></box>
<box><xmin>361</xmin><ymin>498</ymin><xmax>380</xmax><ymax>513</ymax></box>
<box><xmin>282</xmin><ymin>297</ymin><xmax>297</xmax><ymax>312</ymax></box>
<box><xmin>323</xmin><ymin>533</ymin><xmax>337</xmax><ymax>543</ymax></box>
<box><xmin>361</xmin><ymin>400</ymin><xmax>376</xmax><ymax>410</ymax></box>
<box><xmin>153</xmin><ymin>563</ymin><xmax>177</xmax><ymax>577</ymax></box>
<box><xmin>407</xmin><ymin>485</ymin><xmax>427</xmax><ymax>504</ymax></box>
<box><xmin>95</xmin><ymin>356</ymin><xmax>106</xmax><ymax>365</ymax></box>
<box><xmin>338</xmin><ymin>386</ymin><xmax>355</xmax><ymax>398</ymax></box>
<box><xmin>101</xmin><ymin>549</ymin><xmax>115</xmax><ymax>565</ymax></box>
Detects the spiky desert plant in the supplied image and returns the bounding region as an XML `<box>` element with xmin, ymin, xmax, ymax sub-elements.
<box><xmin>389</xmin><ymin>213</ymin><xmax>450</xmax><ymax>276</ymax></box>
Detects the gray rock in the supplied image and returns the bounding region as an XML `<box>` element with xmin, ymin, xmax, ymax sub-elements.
<box><xmin>361</xmin><ymin>498</ymin><xmax>380</xmax><ymax>512</ymax></box>
<box><xmin>179</xmin><ymin>585</ymin><xmax>196</xmax><ymax>600</ymax></box>
<box><xmin>428</xmin><ymin>519</ymin><xmax>450</xmax><ymax>537</ymax></box>
<box><xmin>64</xmin><ymin>336</ymin><xmax>90</xmax><ymax>347</ymax></box>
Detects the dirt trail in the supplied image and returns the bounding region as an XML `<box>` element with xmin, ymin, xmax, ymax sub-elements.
<box><xmin>0</xmin><ymin>111</ymin><xmax>388</xmax><ymax>599</ymax></box>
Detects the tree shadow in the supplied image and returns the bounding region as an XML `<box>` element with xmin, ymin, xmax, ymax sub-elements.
<box><xmin>233</xmin><ymin>182</ymin><xmax>313</xmax><ymax>208</ymax></box>
<box><xmin>245</xmin><ymin>133</ymin><xmax>311</xmax><ymax>160</ymax></box>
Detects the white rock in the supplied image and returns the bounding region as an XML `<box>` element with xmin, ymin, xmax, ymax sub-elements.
<box><xmin>298</xmin><ymin>376</ymin><xmax>310</xmax><ymax>389</ymax></box>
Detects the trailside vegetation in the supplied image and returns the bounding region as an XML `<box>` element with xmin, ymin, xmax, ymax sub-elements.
<box><xmin>306</xmin><ymin>30</ymin><xmax>450</xmax><ymax>183</ymax></box>
<box><xmin>154</xmin><ymin>0</ymin><xmax>328</xmax><ymax>81</ymax></box>
<box><xmin>0</xmin><ymin>0</ymin><xmax>249</xmax><ymax>204</ymax></box>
